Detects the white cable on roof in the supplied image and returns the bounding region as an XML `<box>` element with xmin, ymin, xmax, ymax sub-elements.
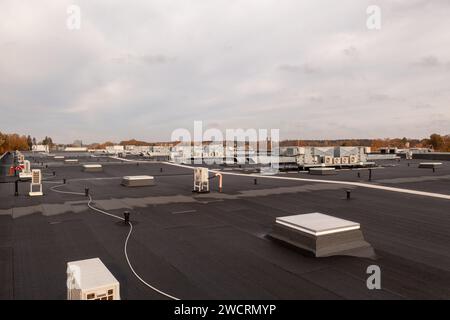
<box><xmin>87</xmin><ymin>195</ymin><xmax>124</xmax><ymax>221</ymax></box>
<box><xmin>50</xmin><ymin>184</ymin><xmax>85</xmax><ymax>196</ymax></box>
<box><xmin>122</xmin><ymin>221</ymin><xmax>180</xmax><ymax>301</ymax></box>
<box><xmin>50</xmin><ymin>183</ymin><xmax>180</xmax><ymax>300</ymax></box>
<box><xmin>163</xmin><ymin>162</ymin><xmax>450</xmax><ymax>200</ymax></box>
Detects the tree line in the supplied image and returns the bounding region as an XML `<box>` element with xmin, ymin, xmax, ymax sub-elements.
<box><xmin>0</xmin><ymin>131</ymin><xmax>54</xmax><ymax>154</ymax></box>
<box><xmin>2</xmin><ymin>131</ymin><xmax>449</xmax><ymax>153</ymax></box>
<box><xmin>279</xmin><ymin>134</ymin><xmax>450</xmax><ymax>152</ymax></box>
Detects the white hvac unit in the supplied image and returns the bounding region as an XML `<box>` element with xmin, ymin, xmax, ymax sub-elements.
<box><xmin>193</xmin><ymin>167</ymin><xmax>209</xmax><ymax>193</ymax></box>
<box><xmin>349</xmin><ymin>155</ymin><xmax>358</xmax><ymax>163</ymax></box>
<box><xmin>19</xmin><ymin>160</ymin><xmax>32</xmax><ymax>180</ymax></box>
<box><xmin>29</xmin><ymin>169</ymin><xmax>43</xmax><ymax>196</ymax></box>
<box><xmin>296</xmin><ymin>154</ymin><xmax>306</xmax><ymax>166</ymax></box>
<box><xmin>333</xmin><ymin>157</ymin><xmax>342</xmax><ymax>165</ymax></box>
<box><xmin>341</xmin><ymin>156</ymin><xmax>349</xmax><ymax>164</ymax></box>
<box><xmin>67</xmin><ymin>258</ymin><xmax>120</xmax><ymax>300</ymax></box>
<box><xmin>324</xmin><ymin>156</ymin><xmax>333</xmax><ymax>165</ymax></box>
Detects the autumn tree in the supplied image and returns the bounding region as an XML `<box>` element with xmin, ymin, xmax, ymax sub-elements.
<box><xmin>119</xmin><ymin>139</ymin><xmax>151</xmax><ymax>146</ymax></box>
<box><xmin>0</xmin><ymin>132</ymin><xmax>29</xmax><ymax>153</ymax></box>
<box><xmin>429</xmin><ymin>133</ymin><xmax>444</xmax><ymax>151</ymax></box>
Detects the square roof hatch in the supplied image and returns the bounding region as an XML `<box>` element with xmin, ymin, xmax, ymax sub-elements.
<box><xmin>275</xmin><ymin>212</ymin><xmax>360</xmax><ymax>236</ymax></box>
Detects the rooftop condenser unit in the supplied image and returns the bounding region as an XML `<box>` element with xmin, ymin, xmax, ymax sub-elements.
<box><xmin>193</xmin><ymin>167</ymin><xmax>209</xmax><ymax>193</ymax></box>
<box><xmin>67</xmin><ymin>258</ymin><xmax>120</xmax><ymax>300</ymax></box>
<box><xmin>324</xmin><ymin>156</ymin><xmax>333</xmax><ymax>165</ymax></box>
<box><xmin>29</xmin><ymin>169</ymin><xmax>43</xmax><ymax>197</ymax></box>
<box><xmin>19</xmin><ymin>160</ymin><xmax>32</xmax><ymax>180</ymax></box>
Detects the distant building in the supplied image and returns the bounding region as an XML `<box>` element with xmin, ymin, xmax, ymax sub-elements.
<box><xmin>125</xmin><ymin>145</ymin><xmax>151</xmax><ymax>154</ymax></box>
<box><xmin>106</xmin><ymin>145</ymin><xmax>124</xmax><ymax>154</ymax></box>
<box><xmin>32</xmin><ymin>145</ymin><xmax>49</xmax><ymax>153</ymax></box>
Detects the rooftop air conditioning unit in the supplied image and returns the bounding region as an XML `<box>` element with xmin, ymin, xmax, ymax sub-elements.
<box><xmin>341</xmin><ymin>157</ymin><xmax>349</xmax><ymax>164</ymax></box>
<box><xmin>324</xmin><ymin>156</ymin><xmax>333</xmax><ymax>165</ymax></box>
<box><xmin>19</xmin><ymin>160</ymin><xmax>32</xmax><ymax>180</ymax></box>
<box><xmin>349</xmin><ymin>155</ymin><xmax>358</xmax><ymax>163</ymax></box>
<box><xmin>67</xmin><ymin>258</ymin><xmax>120</xmax><ymax>300</ymax></box>
<box><xmin>29</xmin><ymin>169</ymin><xmax>43</xmax><ymax>196</ymax></box>
<box><xmin>193</xmin><ymin>167</ymin><xmax>209</xmax><ymax>193</ymax></box>
<box><xmin>333</xmin><ymin>157</ymin><xmax>342</xmax><ymax>165</ymax></box>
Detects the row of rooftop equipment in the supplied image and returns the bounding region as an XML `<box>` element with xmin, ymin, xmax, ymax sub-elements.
<box><xmin>169</xmin><ymin>146</ymin><xmax>373</xmax><ymax>169</ymax></box>
<box><xmin>11</xmin><ymin>151</ymin><xmax>43</xmax><ymax>196</ymax></box>
<box><xmin>34</xmin><ymin>144</ymin><xmax>411</xmax><ymax>168</ymax></box>
<box><xmin>290</xmin><ymin>146</ymin><xmax>370</xmax><ymax>167</ymax></box>
<box><xmin>35</xmin><ymin>145</ymin><xmax>373</xmax><ymax>169</ymax></box>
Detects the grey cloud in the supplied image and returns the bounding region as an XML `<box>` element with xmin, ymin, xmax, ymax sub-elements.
<box><xmin>368</xmin><ymin>94</ymin><xmax>390</xmax><ymax>102</ymax></box>
<box><xmin>278</xmin><ymin>63</ymin><xmax>320</xmax><ymax>74</ymax></box>
<box><xmin>0</xmin><ymin>0</ymin><xmax>449</xmax><ymax>142</ymax></box>
<box><xmin>415</xmin><ymin>55</ymin><xmax>441</xmax><ymax>67</ymax></box>
<box><xmin>343</xmin><ymin>46</ymin><xmax>358</xmax><ymax>59</ymax></box>
<box><xmin>112</xmin><ymin>53</ymin><xmax>174</xmax><ymax>65</ymax></box>
<box><xmin>308</xmin><ymin>95</ymin><xmax>323</xmax><ymax>103</ymax></box>
<box><xmin>413</xmin><ymin>103</ymin><xmax>432</xmax><ymax>110</ymax></box>
<box><xmin>140</xmin><ymin>54</ymin><xmax>175</xmax><ymax>65</ymax></box>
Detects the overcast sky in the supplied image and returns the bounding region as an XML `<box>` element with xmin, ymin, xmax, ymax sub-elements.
<box><xmin>1</xmin><ymin>0</ymin><xmax>449</xmax><ymax>143</ymax></box>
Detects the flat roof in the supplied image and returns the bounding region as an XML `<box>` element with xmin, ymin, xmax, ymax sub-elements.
<box><xmin>1</xmin><ymin>152</ymin><xmax>450</xmax><ymax>299</ymax></box>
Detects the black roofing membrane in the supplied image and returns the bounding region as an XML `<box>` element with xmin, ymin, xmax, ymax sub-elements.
<box><xmin>1</xmin><ymin>152</ymin><xmax>449</xmax><ymax>299</ymax></box>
